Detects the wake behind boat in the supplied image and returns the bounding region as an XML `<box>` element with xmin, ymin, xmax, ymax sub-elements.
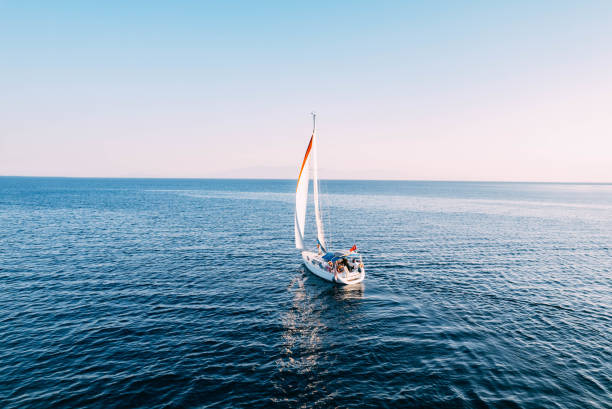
<box><xmin>294</xmin><ymin>113</ymin><xmax>365</xmax><ymax>285</ymax></box>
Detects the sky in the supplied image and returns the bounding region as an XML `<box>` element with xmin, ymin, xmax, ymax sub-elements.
<box><xmin>1</xmin><ymin>1</ymin><xmax>611</xmax><ymax>182</ymax></box>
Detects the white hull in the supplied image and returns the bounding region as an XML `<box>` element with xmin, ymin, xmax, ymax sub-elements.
<box><xmin>302</xmin><ymin>251</ymin><xmax>365</xmax><ymax>285</ymax></box>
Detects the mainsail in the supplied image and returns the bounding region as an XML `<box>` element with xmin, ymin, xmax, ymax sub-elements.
<box><xmin>295</xmin><ymin>113</ymin><xmax>326</xmax><ymax>251</ymax></box>
<box><xmin>311</xmin><ymin>116</ymin><xmax>326</xmax><ymax>250</ymax></box>
<box><xmin>294</xmin><ymin>135</ymin><xmax>312</xmax><ymax>249</ymax></box>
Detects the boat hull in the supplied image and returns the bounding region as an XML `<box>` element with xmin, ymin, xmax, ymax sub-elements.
<box><xmin>301</xmin><ymin>251</ymin><xmax>365</xmax><ymax>285</ymax></box>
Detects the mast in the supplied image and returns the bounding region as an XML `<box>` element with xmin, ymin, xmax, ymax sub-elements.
<box><xmin>311</xmin><ymin>112</ymin><xmax>326</xmax><ymax>251</ymax></box>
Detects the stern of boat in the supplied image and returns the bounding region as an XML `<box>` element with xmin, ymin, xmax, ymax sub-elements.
<box><xmin>301</xmin><ymin>250</ymin><xmax>365</xmax><ymax>285</ymax></box>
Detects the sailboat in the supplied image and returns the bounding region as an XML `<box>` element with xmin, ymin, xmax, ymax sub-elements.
<box><xmin>294</xmin><ymin>113</ymin><xmax>365</xmax><ymax>285</ymax></box>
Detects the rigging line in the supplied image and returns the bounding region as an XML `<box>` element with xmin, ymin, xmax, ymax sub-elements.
<box><xmin>321</xmin><ymin>175</ymin><xmax>332</xmax><ymax>250</ymax></box>
<box><xmin>316</xmin><ymin>140</ymin><xmax>329</xmax><ymax>249</ymax></box>
<box><xmin>322</xmin><ymin>158</ymin><xmax>332</xmax><ymax>249</ymax></box>
<box><xmin>320</xmin><ymin>174</ymin><xmax>328</xmax><ymax>248</ymax></box>
<box><xmin>311</xmin><ymin>111</ymin><xmax>333</xmax><ymax>251</ymax></box>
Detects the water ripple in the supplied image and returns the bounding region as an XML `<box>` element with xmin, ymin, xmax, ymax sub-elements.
<box><xmin>1</xmin><ymin>178</ymin><xmax>611</xmax><ymax>408</ymax></box>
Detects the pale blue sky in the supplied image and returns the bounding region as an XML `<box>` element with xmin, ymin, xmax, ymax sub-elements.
<box><xmin>1</xmin><ymin>1</ymin><xmax>611</xmax><ymax>181</ymax></box>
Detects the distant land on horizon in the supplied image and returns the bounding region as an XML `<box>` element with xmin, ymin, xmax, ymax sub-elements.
<box><xmin>3</xmin><ymin>163</ymin><xmax>611</xmax><ymax>184</ymax></box>
<box><xmin>1</xmin><ymin>173</ymin><xmax>611</xmax><ymax>185</ymax></box>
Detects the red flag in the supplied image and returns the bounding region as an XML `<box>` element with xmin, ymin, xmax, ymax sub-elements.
<box><xmin>349</xmin><ymin>244</ymin><xmax>357</xmax><ymax>252</ymax></box>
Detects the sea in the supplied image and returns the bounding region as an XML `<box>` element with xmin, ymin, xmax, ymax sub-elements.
<box><xmin>0</xmin><ymin>177</ymin><xmax>610</xmax><ymax>409</ymax></box>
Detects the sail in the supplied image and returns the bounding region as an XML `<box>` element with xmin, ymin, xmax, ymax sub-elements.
<box><xmin>295</xmin><ymin>135</ymin><xmax>312</xmax><ymax>249</ymax></box>
<box><xmin>312</xmin><ymin>129</ymin><xmax>326</xmax><ymax>250</ymax></box>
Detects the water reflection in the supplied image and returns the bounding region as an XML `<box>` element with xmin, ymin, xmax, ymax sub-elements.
<box><xmin>277</xmin><ymin>274</ymin><xmax>323</xmax><ymax>374</ymax></box>
<box><xmin>273</xmin><ymin>269</ymin><xmax>365</xmax><ymax>405</ymax></box>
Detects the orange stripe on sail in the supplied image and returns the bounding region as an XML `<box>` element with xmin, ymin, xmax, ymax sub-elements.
<box><xmin>296</xmin><ymin>135</ymin><xmax>313</xmax><ymax>192</ymax></box>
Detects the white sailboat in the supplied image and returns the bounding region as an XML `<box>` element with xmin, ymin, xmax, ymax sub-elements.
<box><xmin>295</xmin><ymin>113</ymin><xmax>365</xmax><ymax>285</ymax></box>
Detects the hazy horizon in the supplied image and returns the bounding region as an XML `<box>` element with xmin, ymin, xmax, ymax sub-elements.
<box><xmin>1</xmin><ymin>1</ymin><xmax>611</xmax><ymax>182</ymax></box>
<box><xmin>3</xmin><ymin>174</ymin><xmax>612</xmax><ymax>185</ymax></box>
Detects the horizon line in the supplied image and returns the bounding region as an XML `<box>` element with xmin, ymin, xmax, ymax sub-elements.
<box><xmin>1</xmin><ymin>175</ymin><xmax>611</xmax><ymax>185</ymax></box>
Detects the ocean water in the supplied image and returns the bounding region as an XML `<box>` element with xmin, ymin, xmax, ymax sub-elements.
<box><xmin>1</xmin><ymin>177</ymin><xmax>610</xmax><ymax>409</ymax></box>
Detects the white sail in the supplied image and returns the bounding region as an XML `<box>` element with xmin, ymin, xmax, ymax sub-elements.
<box><xmin>312</xmin><ymin>122</ymin><xmax>326</xmax><ymax>250</ymax></box>
<box><xmin>295</xmin><ymin>136</ymin><xmax>312</xmax><ymax>249</ymax></box>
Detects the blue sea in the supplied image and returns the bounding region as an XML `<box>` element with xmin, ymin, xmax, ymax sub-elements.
<box><xmin>1</xmin><ymin>177</ymin><xmax>611</xmax><ymax>408</ymax></box>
